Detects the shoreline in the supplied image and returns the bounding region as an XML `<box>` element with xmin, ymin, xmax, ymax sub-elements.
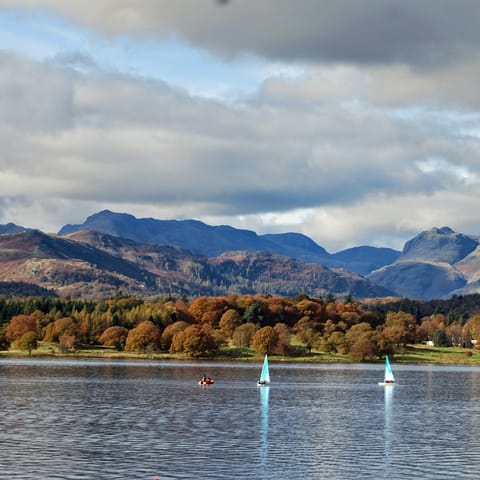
<box><xmin>1</xmin><ymin>344</ymin><xmax>480</xmax><ymax>366</ymax></box>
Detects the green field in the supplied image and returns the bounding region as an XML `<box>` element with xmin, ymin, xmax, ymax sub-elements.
<box><xmin>3</xmin><ymin>342</ymin><xmax>480</xmax><ymax>365</ymax></box>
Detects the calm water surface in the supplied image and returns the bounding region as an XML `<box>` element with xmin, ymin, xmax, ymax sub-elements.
<box><xmin>1</xmin><ymin>358</ymin><xmax>480</xmax><ymax>479</ymax></box>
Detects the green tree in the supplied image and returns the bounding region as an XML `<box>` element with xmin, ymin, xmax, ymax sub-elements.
<box><xmin>433</xmin><ymin>328</ymin><xmax>450</xmax><ymax>347</ymax></box>
<box><xmin>242</xmin><ymin>303</ymin><xmax>265</xmax><ymax>326</ymax></box>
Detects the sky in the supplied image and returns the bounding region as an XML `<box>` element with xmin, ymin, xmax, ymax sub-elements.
<box><xmin>1</xmin><ymin>0</ymin><xmax>480</xmax><ymax>253</ymax></box>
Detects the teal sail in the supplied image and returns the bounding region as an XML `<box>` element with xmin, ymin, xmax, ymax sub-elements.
<box><xmin>383</xmin><ymin>356</ymin><xmax>395</xmax><ymax>383</ymax></box>
<box><xmin>258</xmin><ymin>354</ymin><xmax>270</xmax><ymax>385</ymax></box>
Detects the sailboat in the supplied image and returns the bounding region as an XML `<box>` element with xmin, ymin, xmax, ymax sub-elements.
<box><xmin>378</xmin><ymin>355</ymin><xmax>396</xmax><ymax>386</ymax></box>
<box><xmin>257</xmin><ymin>354</ymin><xmax>270</xmax><ymax>386</ymax></box>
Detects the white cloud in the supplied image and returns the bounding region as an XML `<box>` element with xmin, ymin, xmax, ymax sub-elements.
<box><xmin>1</xmin><ymin>3</ymin><xmax>480</xmax><ymax>252</ymax></box>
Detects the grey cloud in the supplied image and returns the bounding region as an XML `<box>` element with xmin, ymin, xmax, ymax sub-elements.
<box><xmin>1</xmin><ymin>0</ymin><xmax>480</xmax><ymax>66</ymax></box>
<box><xmin>1</xmin><ymin>53</ymin><xmax>478</xmax><ymax>211</ymax></box>
<box><xmin>0</xmin><ymin>52</ymin><xmax>74</xmax><ymax>132</ymax></box>
<box><xmin>1</xmin><ymin>51</ymin><xmax>480</xmax><ymax>250</ymax></box>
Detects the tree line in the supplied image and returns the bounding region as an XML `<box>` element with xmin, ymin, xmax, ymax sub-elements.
<box><xmin>1</xmin><ymin>293</ymin><xmax>480</xmax><ymax>359</ymax></box>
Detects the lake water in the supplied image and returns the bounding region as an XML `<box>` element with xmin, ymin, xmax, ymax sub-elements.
<box><xmin>1</xmin><ymin>358</ymin><xmax>480</xmax><ymax>480</ymax></box>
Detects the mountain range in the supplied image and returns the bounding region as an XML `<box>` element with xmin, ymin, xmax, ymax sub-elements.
<box><xmin>1</xmin><ymin>210</ymin><xmax>480</xmax><ymax>300</ymax></box>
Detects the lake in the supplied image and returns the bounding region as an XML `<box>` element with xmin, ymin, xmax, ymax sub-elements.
<box><xmin>1</xmin><ymin>358</ymin><xmax>480</xmax><ymax>479</ymax></box>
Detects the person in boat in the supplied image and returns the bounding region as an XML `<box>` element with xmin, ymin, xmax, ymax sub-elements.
<box><xmin>201</xmin><ymin>374</ymin><xmax>207</xmax><ymax>383</ymax></box>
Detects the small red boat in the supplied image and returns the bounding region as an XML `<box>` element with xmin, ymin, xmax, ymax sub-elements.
<box><xmin>198</xmin><ymin>378</ymin><xmax>214</xmax><ymax>385</ymax></box>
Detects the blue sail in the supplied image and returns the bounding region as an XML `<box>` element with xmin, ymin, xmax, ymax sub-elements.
<box><xmin>258</xmin><ymin>354</ymin><xmax>270</xmax><ymax>385</ymax></box>
<box><xmin>384</xmin><ymin>356</ymin><xmax>395</xmax><ymax>383</ymax></box>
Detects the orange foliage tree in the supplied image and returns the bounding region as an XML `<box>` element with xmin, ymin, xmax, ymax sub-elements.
<box><xmin>43</xmin><ymin>317</ymin><xmax>81</xmax><ymax>343</ymax></box>
<box><xmin>170</xmin><ymin>324</ymin><xmax>218</xmax><ymax>357</ymax></box>
<box><xmin>161</xmin><ymin>321</ymin><xmax>190</xmax><ymax>350</ymax></box>
<box><xmin>6</xmin><ymin>314</ymin><xmax>38</xmax><ymax>343</ymax></box>
<box><xmin>252</xmin><ymin>326</ymin><xmax>278</xmax><ymax>355</ymax></box>
<box><xmin>125</xmin><ymin>321</ymin><xmax>161</xmax><ymax>353</ymax></box>
<box><xmin>98</xmin><ymin>326</ymin><xmax>129</xmax><ymax>350</ymax></box>
<box><xmin>219</xmin><ymin>309</ymin><xmax>242</xmax><ymax>338</ymax></box>
<box><xmin>232</xmin><ymin>323</ymin><xmax>258</xmax><ymax>348</ymax></box>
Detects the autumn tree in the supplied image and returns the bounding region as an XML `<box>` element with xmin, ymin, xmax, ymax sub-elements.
<box><xmin>0</xmin><ymin>331</ymin><xmax>9</xmax><ymax>350</ymax></box>
<box><xmin>344</xmin><ymin>322</ymin><xmax>373</xmax><ymax>353</ymax></box>
<box><xmin>348</xmin><ymin>331</ymin><xmax>377</xmax><ymax>361</ymax></box>
<box><xmin>417</xmin><ymin>314</ymin><xmax>446</xmax><ymax>343</ymax></box>
<box><xmin>445</xmin><ymin>322</ymin><xmax>464</xmax><ymax>347</ymax></box>
<box><xmin>383</xmin><ymin>311</ymin><xmax>416</xmax><ymax>348</ymax></box>
<box><xmin>188</xmin><ymin>296</ymin><xmax>228</xmax><ymax>327</ymax></box>
<box><xmin>161</xmin><ymin>321</ymin><xmax>190</xmax><ymax>350</ymax></box>
<box><xmin>273</xmin><ymin>323</ymin><xmax>291</xmax><ymax>355</ymax></box>
<box><xmin>219</xmin><ymin>309</ymin><xmax>242</xmax><ymax>338</ymax></box>
<box><xmin>98</xmin><ymin>326</ymin><xmax>129</xmax><ymax>350</ymax></box>
<box><xmin>232</xmin><ymin>323</ymin><xmax>258</xmax><ymax>348</ymax></box>
<box><xmin>464</xmin><ymin>315</ymin><xmax>480</xmax><ymax>347</ymax></box>
<box><xmin>16</xmin><ymin>331</ymin><xmax>38</xmax><ymax>355</ymax></box>
<box><xmin>294</xmin><ymin>316</ymin><xmax>319</xmax><ymax>353</ymax></box>
<box><xmin>6</xmin><ymin>314</ymin><xmax>38</xmax><ymax>343</ymax></box>
<box><xmin>294</xmin><ymin>298</ymin><xmax>324</xmax><ymax>324</ymax></box>
<box><xmin>320</xmin><ymin>331</ymin><xmax>346</xmax><ymax>354</ymax></box>
<box><xmin>252</xmin><ymin>326</ymin><xmax>278</xmax><ymax>355</ymax></box>
<box><xmin>170</xmin><ymin>324</ymin><xmax>218</xmax><ymax>357</ymax></box>
<box><xmin>59</xmin><ymin>335</ymin><xmax>76</xmax><ymax>352</ymax></box>
<box><xmin>125</xmin><ymin>321</ymin><xmax>162</xmax><ymax>353</ymax></box>
<box><xmin>43</xmin><ymin>317</ymin><xmax>80</xmax><ymax>343</ymax></box>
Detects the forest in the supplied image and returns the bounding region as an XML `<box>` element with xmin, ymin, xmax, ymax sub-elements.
<box><xmin>1</xmin><ymin>293</ymin><xmax>480</xmax><ymax>360</ymax></box>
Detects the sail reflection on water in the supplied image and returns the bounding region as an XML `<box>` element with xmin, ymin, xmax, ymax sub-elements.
<box><xmin>384</xmin><ymin>383</ymin><xmax>394</xmax><ymax>472</ymax></box>
<box><xmin>260</xmin><ymin>385</ymin><xmax>270</xmax><ymax>471</ymax></box>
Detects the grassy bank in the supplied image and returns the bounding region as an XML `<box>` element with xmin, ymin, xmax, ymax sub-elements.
<box><xmin>2</xmin><ymin>342</ymin><xmax>480</xmax><ymax>365</ymax></box>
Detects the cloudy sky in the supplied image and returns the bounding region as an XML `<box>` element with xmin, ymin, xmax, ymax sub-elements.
<box><xmin>1</xmin><ymin>0</ymin><xmax>480</xmax><ymax>253</ymax></box>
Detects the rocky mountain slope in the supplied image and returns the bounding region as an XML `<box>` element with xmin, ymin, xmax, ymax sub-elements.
<box><xmin>0</xmin><ymin>229</ymin><xmax>393</xmax><ymax>299</ymax></box>
<box><xmin>6</xmin><ymin>211</ymin><xmax>480</xmax><ymax>300</ymax></box>
<box><xmin>368</xmin><ymin>227</ymin><xmax>480</xmax><ymax>299</ymax></box>
<box><xmin>59</xmin><ymin>210</ymin><xmax>400</xmax><ymax>275</ymax></box>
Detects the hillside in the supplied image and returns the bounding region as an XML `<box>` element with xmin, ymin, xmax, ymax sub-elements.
<box><xmin>0</xmin><ymin>229</ymin><xmax>392</xmax><ymax>299</ymax></box>
<box><xmin>6</xmin><ymin>212</ymin><xmax>480</xmax><ymax>300</ymax></box>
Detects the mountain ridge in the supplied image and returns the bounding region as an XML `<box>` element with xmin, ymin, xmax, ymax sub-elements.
<box><xmin>59</xmin><ymin>209</ymin><xmax>399</xmax><ymax>275</ymax></box>
<box><xmin>0</xmin><ymin>228</ymin><xmax>393</xmax><ymax>300</ymax></box>
<box><xmin>5</xmin><ymin>211</ymin><xmax>480</xmax><ymax>300</ymax></box>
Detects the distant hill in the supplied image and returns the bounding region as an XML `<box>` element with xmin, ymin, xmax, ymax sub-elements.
<box><xmin>368</xmin><ymin>227</ymin><xmax>480</xmax><ymax>300</ymax></box>
<box><xmin>400</xmin><ymin>226</ymin><xmax>478</xmax><ymax>263</ymax></box>
<box><xmin>0</xmin><ymin>223</ymin><xmax>27</xmax><ymax>235</ymax></box>
<box><xmin>59</xmin><ymin>210</ymin><xmax>399</xmax><ymax>275</ymax></box>
<box><xmin>0</xmin><ymin>229</ymin><xmax>393</xmax><ymax>299</ymax></box>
